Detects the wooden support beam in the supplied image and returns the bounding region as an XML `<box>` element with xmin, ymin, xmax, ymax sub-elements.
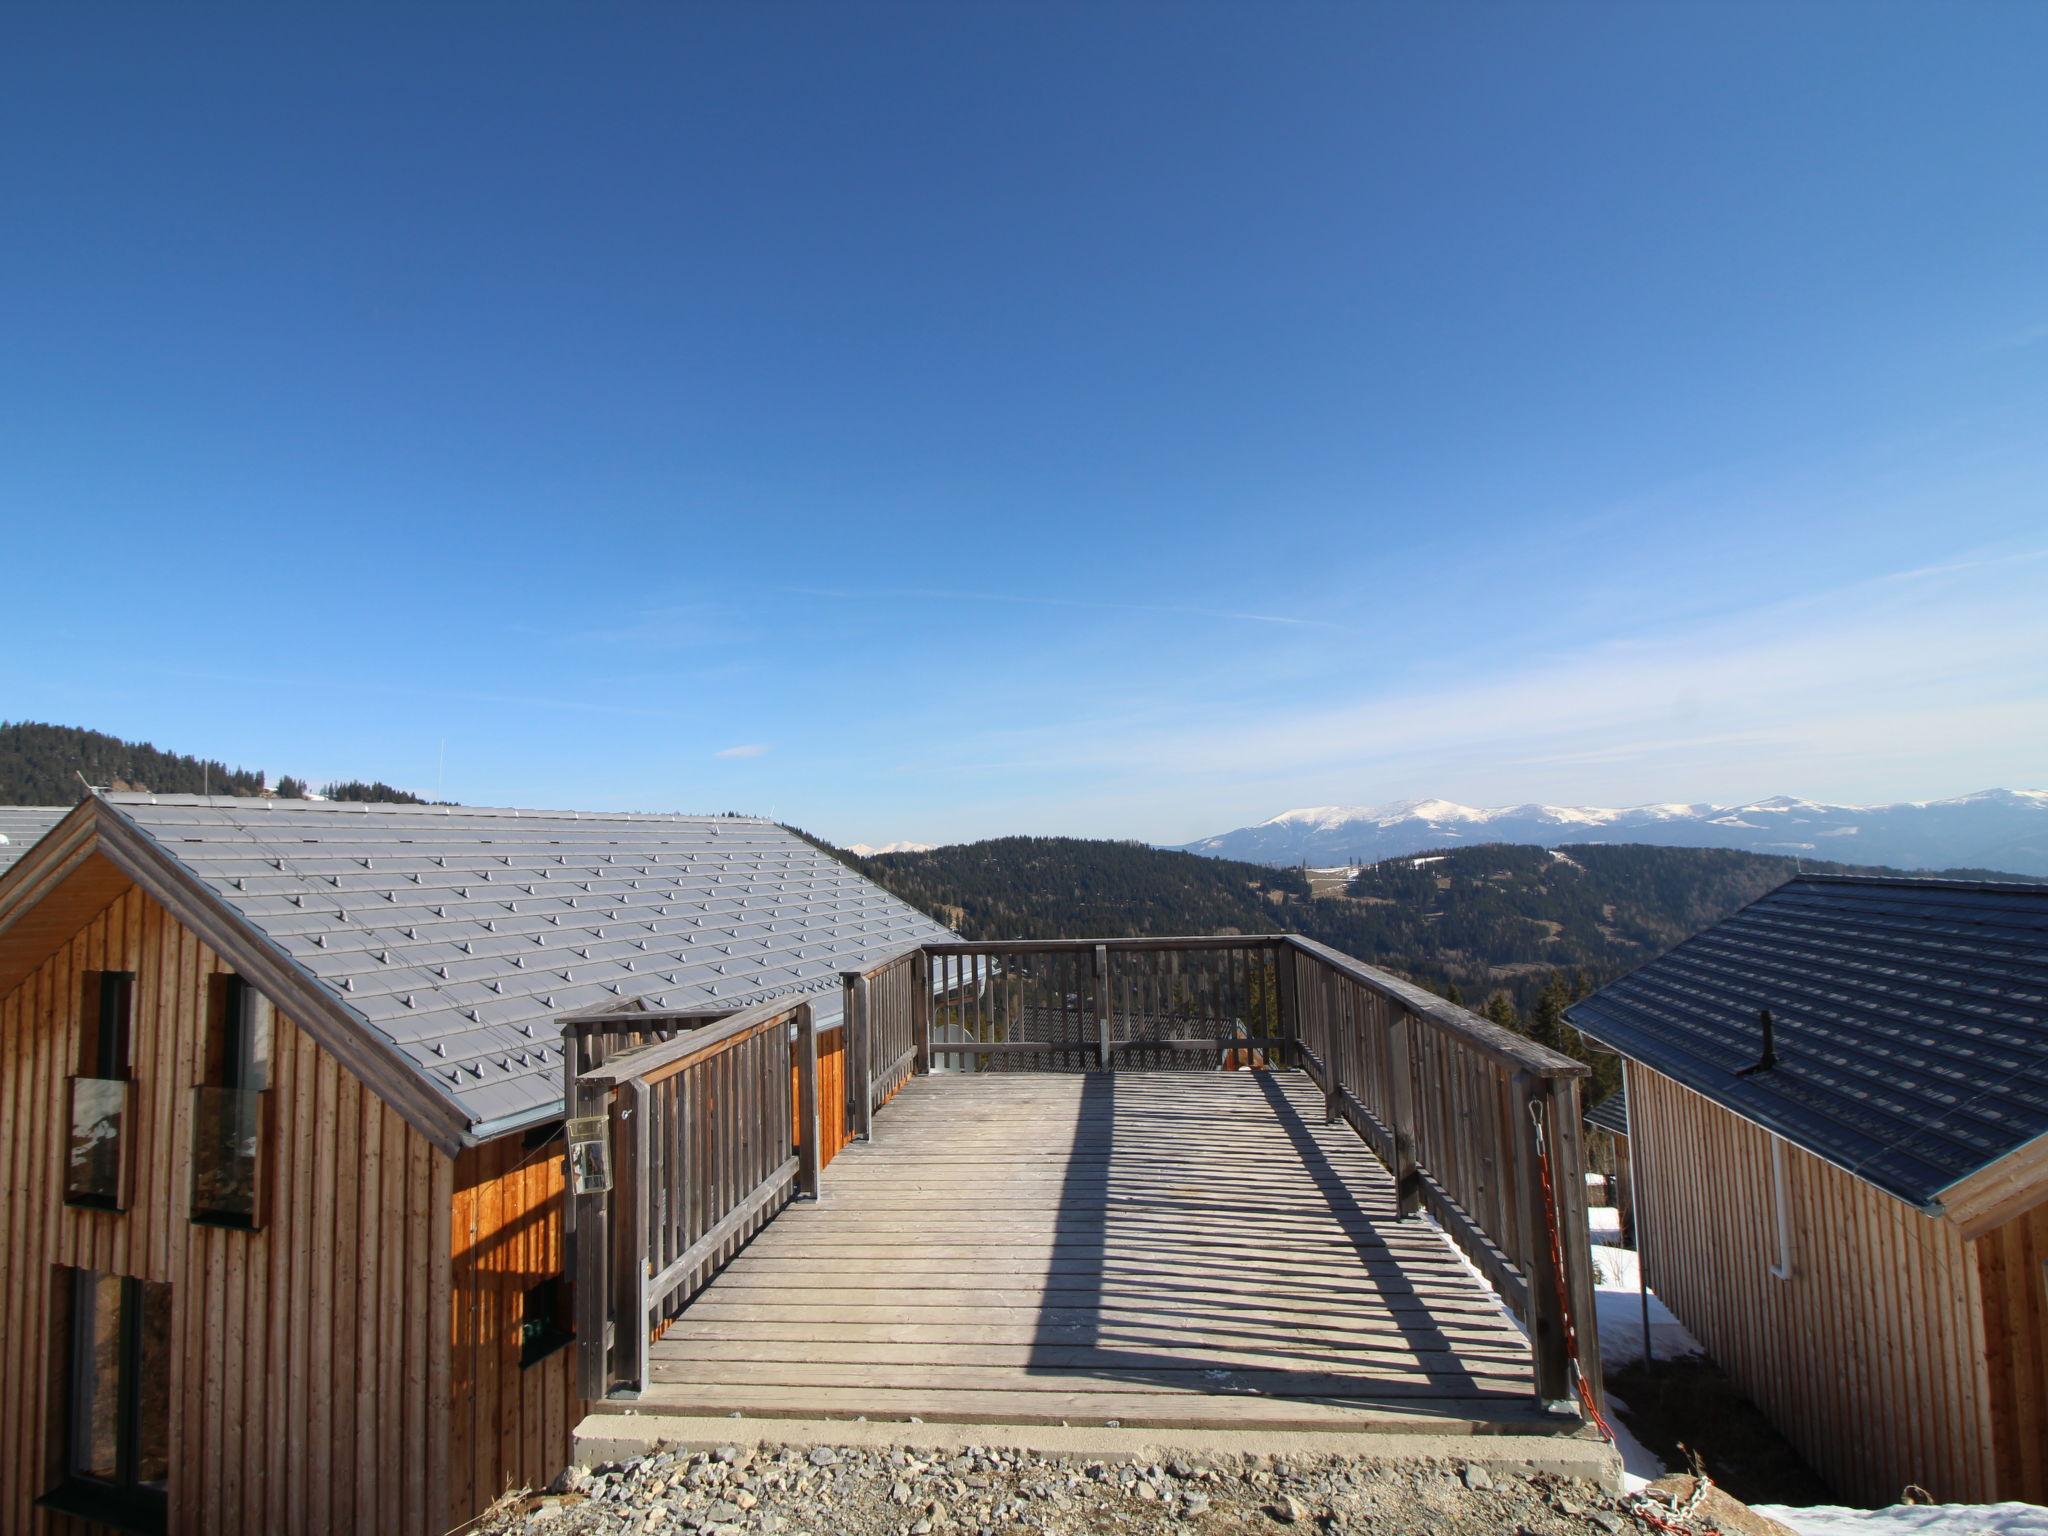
<box><xmin>1273</xmin><ymin>942</ymin><xmax>1299</xmax><ymax>1071</ymax></box>
<box><xmin>614</xmin><ymin>1079</ymin><xmax>651</xmax><ymax>1397</ymax></box>
<box><xmin>1386</xmin><ymin>1010</ymin><xmax>1422</xmax><ymax>1218</ymax></box>
<box><xmin>795</xmin><ymin>1004</ymin><xmax>821</xmax><ymax>1200</ymax></box>
<box><xmin>912</xmin><ymin>950</ymin><xmax>932</xmax><ymax>1077</ymax></box>
<box><xmin>846</xmin><ymin>972</ymin><xmax>875</xmax><ymax>1142</ymax></box>
<box><xmin>571</xmin><ymin>1077</ymin><xmax>612</xmax><ymax>1403</ymax></box>
<box><xmin>1093</xmin><ymin>945</ymin><xmax>1111</xmax><ymax>1071</ymax></box>
<box><xmin>1515</xmin><ymin>1072</ymin><xmax>1569</xmax><ymax>1405</ymax></box>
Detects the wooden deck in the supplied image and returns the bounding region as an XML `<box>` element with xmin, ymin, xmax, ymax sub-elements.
<box><xmin>612</xmin><ymin>1070</ymin><xmax>1573</xmax><ymax>1435</ymax></box>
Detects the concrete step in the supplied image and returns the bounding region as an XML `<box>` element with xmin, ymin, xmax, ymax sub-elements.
<box><xmin>571</xmin><ymin>1412</ymin><xmax>1624</xmax><ymax>1492</ymax></box>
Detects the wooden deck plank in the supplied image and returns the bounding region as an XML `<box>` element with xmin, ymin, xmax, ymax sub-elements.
<box><xmin>634</xmin><ymin>1071</ymin><xmax>1548</xmax><ymax>1433</ymax></box>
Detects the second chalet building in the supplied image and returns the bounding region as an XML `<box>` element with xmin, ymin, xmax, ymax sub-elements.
<box><xmin>1569</xmin><ymin>875</ymin><xmax>2048</xmax><ymax>1506</ymax></box>
<box><xmin>0</xmin><ymin>793</ymin><xmax>955</xmax><ymax>1535</ymax></box>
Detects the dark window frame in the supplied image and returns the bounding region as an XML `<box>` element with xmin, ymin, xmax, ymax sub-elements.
<box><xmin>67</xmin><ymin>972</ymin><xmax>137</xmax><ymax>1212</ymax></box>
<box><xmin>92</xmin><ymin>971</ymin><xmax>136</xmax><ymax>1080</ymax></box>
<box><xmin>37</xmin><ymin>1270</ymin><xmax>168</xmax><ymax>1536</ymax></box>
<box><xmin>190</xmin><ymin>974</ymin><xmax>273</xmax><ymax>1231</ymax></box>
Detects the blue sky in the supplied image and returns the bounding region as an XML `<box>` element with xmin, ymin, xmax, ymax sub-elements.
<box><xmin>3</xmin><ymin>4</ymin><xmax>2044</xmax><ymax>847</ymax></box>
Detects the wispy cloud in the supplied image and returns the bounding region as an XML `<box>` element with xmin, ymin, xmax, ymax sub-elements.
<box><xmin>779</xmin><ymin>585</ymin><xmax>1352</xmax><ymax>633</ymax></box>
<box><xmin>715</xmin><ymin>743</ymin><xmax>769</xmax><ymax>759</ymax></box>
<box><xmin>888</xmin><ymin>555</ymin><xmax>2048</xmax><ymax>835</ymax></box>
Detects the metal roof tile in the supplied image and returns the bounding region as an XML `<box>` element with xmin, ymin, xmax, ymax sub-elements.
<box><xmin>1568</xmin><ymin>874</ymin><xmax>2048</xmax><ymax>1208</ymax></box>
<box><xmin>103</xmin><ymin>795</ymin><xmax>955</xmax><ymax>1135</ymax></box>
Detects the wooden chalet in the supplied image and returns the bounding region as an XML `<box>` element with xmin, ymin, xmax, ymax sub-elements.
<box><xmin>1568</xmin><ymin>875</ymin><xmax>2048</xmax><ymax>1504</ymax></box>
<box><xmin>1</xmin><ymin>793</ymin><xmax>1616</xmax><ymax>1535</ymax></box>
<box><xmin>0</xmin><ymin>795</ymin><xmax>953</xmax><ymax>1535</ymax></box>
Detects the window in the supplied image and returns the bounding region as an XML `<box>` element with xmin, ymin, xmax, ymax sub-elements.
<box><xmin>38</xmin><ymin>1270</ymin><xmax>170</xmax><ymax>1535</ymax></box>
<box><xmin>191</xmin><ymin>975</ymin><xmax>273</xmax><ymax>1228</ymax></box>
<box><xmin>519</xmin><ymin>1276</ymin><xmax>573</xmax><ymax>1367</ymax></box>
<box><xmin>66</xmin><ymin>972</ymin><xmax>136</xmax><ymax>1210</ymax></box>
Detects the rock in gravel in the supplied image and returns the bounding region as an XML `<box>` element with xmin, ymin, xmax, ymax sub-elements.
<box><xmin>1462</xmin><ymin>1464</ymin><xmax>1493</xmax><ymax>1491</ymax></box>
<box><xmin>808</xmin><ymin>1446</ymin><xmax>839</xmax><ymax>1467</ymax></box>
<box><xmin>1266</xmin><ymin>1493</ymin><xmax>1308</xmax><ymax>1523</ymax></box>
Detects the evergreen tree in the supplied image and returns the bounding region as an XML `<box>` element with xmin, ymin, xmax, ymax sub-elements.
<box><xmin>1528</xmin><ymin>974</ymin><xmax>1572</xmax><ymax>1053</ymax></box>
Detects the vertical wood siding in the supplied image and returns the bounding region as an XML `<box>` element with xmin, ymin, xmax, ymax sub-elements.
<box><xmin>449</xmin><ymin>1134</ymin><xmax>580</xmax><ymax>1527</ymax></box>
<box><xmin>1630</xmin><ymin>1063</ymin><xmax>1998</xmax><ymax>1503</ymax></box>
<box><xmin>0</xmin><ymin>881</ymin><xmax>452</xmax><ymax>1535</ymax></box>
<box><xmin>798</xmin><ymin>1025</ymin><xmax>851</xmax><ymax>1169</ymax></box>
<box><xmin>1975</xmin><ymin>1200</ymin><xmax>2048</xmax><ymax>1500</ymax></box>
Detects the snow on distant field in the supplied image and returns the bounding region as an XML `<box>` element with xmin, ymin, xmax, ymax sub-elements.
<box><xmin>1588</xmin><ymin>1204</ymin><xmax>1624</xmax><ymax>1243</ymax></box>
<box><xmin>1756</xmin><ymin>1503</ymin><xmax>2048</xmax><ymax>1536</ymax></box>
<box><xmin>1410</xmin><ymin>854</ymin><xmax>1446</xmax><ymax>866</ymax></box>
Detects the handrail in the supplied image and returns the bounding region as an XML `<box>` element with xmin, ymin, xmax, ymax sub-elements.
<box><xmin>1278</xmin><ymin>936</ymin><xmax>1602</xmax><ymax>1413</ymax></box>
<box><xmin>577</xmin><ymin>995</ymin><xmax>797</xmax><ymax>1088</ymax></box>
<box><xmin>571</xmin><ymin>996</ymin><xmax>817</xmax><ymax>1399</ymax></box>
<box><xmin>1281</xmin><ymin>934</ymin><xmax>1588</xmax><ymax>1080</ymax></box>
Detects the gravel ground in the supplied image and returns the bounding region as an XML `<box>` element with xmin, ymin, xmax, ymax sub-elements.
<box><xmin>476</xmin><ymin>1441</ymin><xmax>1722</xmax><ymax>1536</ymax></box>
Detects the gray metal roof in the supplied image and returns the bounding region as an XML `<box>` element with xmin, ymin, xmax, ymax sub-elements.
<box><xmin>1566</xmin><ymin>874</ymin><xmax>2048</xmax><ymax>1210</ymax></box>
<box><xmin>0</xmin><ymin>806</ymin><xmax>70</xmax><ymax>876</ymax></box>
<box><xmin>105</xmin><ymin>795</ymin><xmax>956</xmax><ymax>1134</ymax></box>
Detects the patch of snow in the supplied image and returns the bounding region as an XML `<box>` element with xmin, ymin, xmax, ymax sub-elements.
<box><xmin>1257</xmin><ymin>805</ymin><xmax>1376</xmax><ymax>830</ymax></box>
<box><xmin>1816</xmin><ymin>826</ymin><xmax>1862</xmax><ymax>837</ymax></box>
<box><xmin>1409</xmin><ymin>855</ymin><xmax>1446</xmax><ymax>867</ymax></box>
<box><xmin>1590</xmin><ymin>1244</ymin><xmax>1701</xmax><ymax>1369</ymax></box>
<box><xmin>1755</xmin><ymin>1503</ymin><xmax>2048</xmax><ymax>1536</ymax></box>
<box><xmin>1605</xmin><ymin>1392</ymin><xmax>1671</xmax><ymax>1491</ymax></box>
<box><xmin>847</xmin><ymin>840</ymin><xmax>935</xmax><ymax>856</ymax></box>
<box><xmin>1588</xmin><ymin>1205</ymin><xmax>1624</xmax><ymax>1243</ymax></box>
<box><xmin>1707</xmin><ymin>816</ymin><xmax>1767</xmax><ymax>829</ymax></box>
<box><xmin>1549</xmin><ymin>849</ymin><xmax>1585</xmax><ymax>870</ymax></box>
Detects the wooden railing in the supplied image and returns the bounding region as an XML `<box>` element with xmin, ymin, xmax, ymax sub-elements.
<box><xmin>840</xmin><ymin>946</ymin><xmax>927</xmax><ymax>1139</ymax></box>
<box><xmin>562</xmin><ymin>932</ymin><xmax>1601</xmax><ymax>1415</ymax></box>
<box><xmin>1282</xmin><ymin>935</ymin><xmax>1600</xmax><ymax>1410</ymax></box>
<box><xmin>919</xmin><ymin>938</ymin><xmax>1286</xmax><ymax>1070</ymax></box>
<box><xmin>565</xmin><ymin>997</ymin><xmax>821</xmax><ymax>1399</ymax></box>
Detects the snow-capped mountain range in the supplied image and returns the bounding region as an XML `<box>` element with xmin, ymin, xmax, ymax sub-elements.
<box><xmin>1176</xmin><ymin>790</ymin><xmax>2048</xmax><ymax>877</ymax></box>
<box><xmin>847</xmin><ymin>840</ymin><xmax>936</xmax><ymax>857</ymax></box>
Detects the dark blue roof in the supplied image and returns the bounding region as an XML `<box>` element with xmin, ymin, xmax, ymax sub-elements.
<box><xmin>1565</xmin><ymin>875</ymin><xmax>2048</xmax><ymax>1210</ymax></box>
<box><xmin>1584</xmin><ymin>1088</ymin><xmax>1628</xmax><ymax>1137</ymax></box>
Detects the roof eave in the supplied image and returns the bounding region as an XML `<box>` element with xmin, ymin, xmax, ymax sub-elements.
<box><xmin>1575</xmin><ymin>1018</ymin><xmax>1950</xmax><ymax>1219</ymax></box>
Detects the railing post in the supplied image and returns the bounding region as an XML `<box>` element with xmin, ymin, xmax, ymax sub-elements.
<box><xmin>1093</xmin><ymin>945</ymin><xmax>1112</xmax><ymax>1071</ymax></box>
<box><xmin>845</xmin><ymin>971</ymin><xmax>875</xmax><ymax>1141</ymax></box>
<box><xmin>912</xmin><ymin>950</ymin><xmax>932</xmax><ymax>1075</ymax></box>
<box><xmin>1516</xmin><ymin>1070</ymin><xmax>1570</xmax><ymax>1404</ymax></box>
<box><xmin>1546</xmin><ymin>1073</ymin><xmax>1605</xmax><ymax>1414</ymax></box>
<box><xmin>571</xmin><ymin>1076</ymin><xmax>612</xmax><ymax>1401</ymax></box>
<box><xmin>1386</xmin><ymin>1006</ymin><xmax>1422</xmax><ymax>1216</ymax></box>
<box><xmin>613</xmin><ymin>1078</ymin><xmax>651</xmax><ymax>1397</ymax></box>
<box><xmin>795</xmin><ymin>1003</ymin><xmax>821</xmax><ymax>1199</ymax></box>
<box><xmin>1273</xmin><ymin>940</ymin><xmax>1299</xmax><ymax>1070</ymax></box>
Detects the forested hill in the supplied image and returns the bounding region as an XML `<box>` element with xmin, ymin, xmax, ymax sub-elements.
<box><xmin>0</xmin><ymin>721</ymin><xmax>269</xmax><ymax>803</ymax></box>
<box><xmin>844</xmin><ymin>836</ymin><xmax>2038</xmax><ymax>1098</ymax></box>
<box><xmin>0</xmin><ymin>721</ymin><xmax>427</xmax><ymax>805</ymax></box>
<box><xmin>847</xmin><ymin>836</ymin><xmax>1311</xmax><ymax>938</ymax></box>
